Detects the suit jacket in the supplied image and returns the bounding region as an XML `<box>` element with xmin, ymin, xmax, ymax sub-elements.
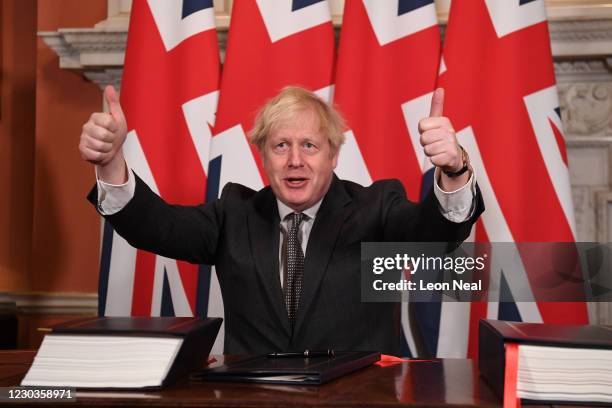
<box><xmin>89</xmin><ymin>173</ymin><xmax>484</xmax><ymax>355</ymax></box>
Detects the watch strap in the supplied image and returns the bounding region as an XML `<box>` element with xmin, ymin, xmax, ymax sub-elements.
<box><xmin>442</xmin><ymin>146</ymin><xmax>470</xmax><ymax>178</ymax></box>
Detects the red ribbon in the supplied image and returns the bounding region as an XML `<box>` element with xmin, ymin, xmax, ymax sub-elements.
<box><xmin>504</xmin><ymin>343</ymin><xmax>521</xmax><ymax>408</ymax></box>
<box><xmin>375</xmin><ymin>354</ymin><xmax>435</xmax><ymax>367</ymax></box>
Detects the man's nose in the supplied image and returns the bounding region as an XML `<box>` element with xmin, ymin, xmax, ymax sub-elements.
<box><xmin>288</xmin><ymin>145</ymin><xmax>304</xmax><ymax>167</ymax></box>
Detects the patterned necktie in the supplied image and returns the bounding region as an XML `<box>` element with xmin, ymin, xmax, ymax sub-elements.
<box><xmin>284</xmin><ymin>212</ymin><xmax>305</xmax><ymax>329</ymax></box>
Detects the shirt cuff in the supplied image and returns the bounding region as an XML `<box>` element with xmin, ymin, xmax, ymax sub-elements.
<box><xmin>433</xmin><ymin>167</ymin><xmax>476</xmax><ymax>223</ymax></box>
<box><xmin>96</xmin><ymin>168</ymin><xmax>136</xmax><ymax>215</ymax></box>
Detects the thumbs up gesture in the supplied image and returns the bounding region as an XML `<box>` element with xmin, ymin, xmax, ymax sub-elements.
<box><xmin>418</xmin><ymin>88</ymin><xmax>465</xmax><ymax>177</ymax></box>
<box><xmin>79</xmin><ymin>85</ymin><xmax>128</xmax><ymax>182</ymax></box>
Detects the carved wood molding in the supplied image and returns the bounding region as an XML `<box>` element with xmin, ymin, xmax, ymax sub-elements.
<box><xmin>0</xmin><ymin>292</ymin><xmax>97</xmax><ymax>315</ymax></box>
<box><xmin>38</xmin><ymin>3</ymin><xmax>612</xmax><ymax>87</ymax></box>
<box><xmin>559</xmin><ymin>83</ymin><xmax>612</xmax><ymax>137</ymax></box>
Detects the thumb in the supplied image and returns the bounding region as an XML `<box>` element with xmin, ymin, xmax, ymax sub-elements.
<box><xmin>429</xmin><ymin>87</ymin><xmax>444</xmax><ymax>117</ymax></box>
<box><xmin>104</xmin><ymin>85</ymin><xmax>125</xmax><ymax>124</ymax></box>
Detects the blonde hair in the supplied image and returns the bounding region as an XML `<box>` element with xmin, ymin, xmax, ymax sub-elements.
<box><xmin>249</xmin><ymin>86</ymin><xmax>346</xmax><ymax>154</ymax></box>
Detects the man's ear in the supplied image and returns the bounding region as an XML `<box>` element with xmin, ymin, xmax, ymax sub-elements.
<box><xmin>331</xmin><ymin>147</ymin><xmax>339</xmax><ymax>169</ymax></box>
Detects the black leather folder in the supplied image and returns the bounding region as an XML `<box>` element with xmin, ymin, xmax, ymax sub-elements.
<box><xmin>45</xmin><ymin>317</ymin><xmax>223</xmax><ymax>389</ymax></box>
<box><xmin>192</xmin><ymin>351</ymin><xmax>380</xmax><ymax>385</ymax></box>
<box><xmin>479</xmin><ymin>319</ymin><xmax>612</xmax><ymax>405</ymax></box>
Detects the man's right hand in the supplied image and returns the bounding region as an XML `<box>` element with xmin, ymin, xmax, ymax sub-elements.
<box><xmin>79</xmin><ymin>85</ymin><xmax>128</xmax><ymax>184</ymax></box>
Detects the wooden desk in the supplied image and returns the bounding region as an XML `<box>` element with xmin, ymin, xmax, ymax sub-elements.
<box><xmin>0</xmin><ymin>350</ymin><xmax>534</xmax><ymax>407</ymax></box>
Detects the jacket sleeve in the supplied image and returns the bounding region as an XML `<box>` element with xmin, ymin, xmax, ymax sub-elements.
<box><xmin>382</xmin><ymin>179</ymin><xmax>485</xmax><ymax>245</ymax></box>
<box><xmin>87</xmin><ymin>172</ymin><xmax>230</xmax><ymax>265</ymax></box>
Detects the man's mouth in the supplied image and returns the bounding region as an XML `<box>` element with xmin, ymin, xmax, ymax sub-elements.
<box><xmin>284</xmin><ymin>177</ymin><xmax>308</xmax><ymax>187</ymax></box>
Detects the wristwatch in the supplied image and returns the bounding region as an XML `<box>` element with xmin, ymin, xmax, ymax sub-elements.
<box><xmin>442</xmin><ymin>145</ymin><xmax>470</xmax><ymax>178</ymax></box>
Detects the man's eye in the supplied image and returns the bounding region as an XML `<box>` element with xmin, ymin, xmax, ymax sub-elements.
<box><xmin>275</xmin><ymin>142</ymin><xmax>288</xmax><ymax>151</ymax></box>
<box><xmin>304</xmin><ymin>142</ymin><xmax>316</xmax><ymax>150</ymax></box>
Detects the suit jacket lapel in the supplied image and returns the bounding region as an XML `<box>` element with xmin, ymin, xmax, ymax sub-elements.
<box><xmin>248</xmin><ymin>187</ymin><xmax>291</xmax><ymax>337</ymax></box>
<box><xmin>294</xmin><ymin>175</ymin><xmax>352</xmax><ymax>336</ymax></box>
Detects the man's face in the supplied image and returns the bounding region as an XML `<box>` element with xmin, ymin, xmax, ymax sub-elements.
<box><xmin>261</xmin><ymin>108</ymin><xmax>338</xmax><ymax>212</ymax></box>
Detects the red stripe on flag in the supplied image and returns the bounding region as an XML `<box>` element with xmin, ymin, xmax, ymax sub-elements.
<box><xmin>132</xmin><ymin>251</ymin><xmax>156</xmax><ymax>316</ymax></box>
<box><xmin>549</xmin><ymin>118</ymin><xmax>568</xmax><ymax>166</ymax></box>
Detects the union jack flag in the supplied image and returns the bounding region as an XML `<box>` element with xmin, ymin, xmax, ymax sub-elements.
<box><xmin>204</xmin><ymin>0</ymin><xmax>335</xmax><ymax>353</ymax></box>
<box><xmin>333</xmin><ymin>0</ymin><xmax>441</xmax><ymax>356</ymax></box>
<box><xmin>417</xmin><ymin>0</ymin><xmax>588</xmax><ymax>358</ymax></box>
<box><xmin>98</xmin><ymin>0</ymin><xmax>220</xmax><ymax>322</ymax></box>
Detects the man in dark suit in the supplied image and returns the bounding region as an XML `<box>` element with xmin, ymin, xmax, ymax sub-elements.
<box><xmin>80</xmin><ymin>86</ymin><xmax>483</xmax><ymax>356</ymax></box>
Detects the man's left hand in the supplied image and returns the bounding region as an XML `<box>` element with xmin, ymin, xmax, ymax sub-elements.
<box><xmin>418</xmin><ymin>88</ymin><xmax>463</xmax><ymax>173</ymax></box>
<box><xmin>419</xmin><ymin>88</ymin><xmax>470</xmax><ymax>191</ymax></box>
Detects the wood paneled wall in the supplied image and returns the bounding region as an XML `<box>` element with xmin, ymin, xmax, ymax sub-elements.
<box><xmin>0</xmin><ymin>0</ymin><xmax>37</xmax><ymax>292</ymax></box>
<box><xmin>1</xmin><ymin>0</ymin><xmax>108</xmax><ymax>347</ymax></box>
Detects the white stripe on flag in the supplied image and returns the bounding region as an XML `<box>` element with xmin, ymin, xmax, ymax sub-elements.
<box><xmin>436</xmin><ymin>220</ymin><xmax>476</xmax><ymax>357</ymax></box>
<box><xmin>483</xmin><ymin>0</ymin><xmax>546</xmax><ymax>38</ymax></box>
<box><xmin>209</xmin><ymin>125</ymin><xmax>264</xmax><ymax>193</ymax></box>
<box><xmin>457</xmin><ymin>127</ymin><xmax>512</xmax><ymax>242</ymax></box>
<box><xmin>458</xmin><ymin>127</ymin><xmax>543</xmax><ymax>323</ymax></box>
<box><xmin>524</xmin><ymin>86</ymin><xmax>576</xmax><ymax>238</ymax></box>
<box><xmin>436</xmin><ymin>301</ymin><xmax>471</xmax><ymax>358</ymax></box>
<box><xmin>314</xmin><ymin>84</ymin><xmax>334</xmax><ymax>103</ymax></box>
<box><xmin>208</xmin><ymin>266</ymin><xmax>225</xmax><ymax>354</ymax></box>
<box><xmin>402</xmin><ymin>91</ymin><xmax>435</xmax><ymax>174</ymax></box>
<box><xmin>151</xmin><ymin>256</ymin><xmax>193</xmax><ymax>317</ymax></box>
<box><xmin>439</xmin><ymin>56</ymin><xmax>447</xmax><ymax>76</ymax></box>
<box><xmin>183</xmin><ymin>90</ymin><xmax>219</xmax><ymax>177</ymax></box>
<box><xmin>146</xmin><ymin>0</ymin><xmax>216</xmax><ymax>51</ymax></box>
<box><xmin>336</xmin><ymin>130</ymin><xmax>372</xmax><ymax>186</ymax></box>
<box><xmin>400</xmin><ymin>292</ymin><xmax>418</xmax><ymax>357</ymax></box>
<box><xmin>362</xmin><ymin>0</ymin><xmax>437</xmax><ymax>46</ymax></box>
<box><xmin>255</xmin><ymin>0</ymin><xmax>331</xmax><ymax>43</ymax></box>
<box><xmin>104</xmin><ymin>233</ymin><xmax>137</xmax><ymax>316</ymax></box>
<box><xmin>123</xmin><ymin>130</ymin><xmax>160</xmax><ymax>194</ymax></box>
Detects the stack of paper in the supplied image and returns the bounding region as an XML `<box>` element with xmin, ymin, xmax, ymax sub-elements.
<box><xmin>22</xmin><ymin>334</ymin><xmax>183</xmax><ymax>388</ymax></box>
<box><xmin>517</xmin><ymin>345</ymin><xmax>612</xmax><ymax>403</ymax></box>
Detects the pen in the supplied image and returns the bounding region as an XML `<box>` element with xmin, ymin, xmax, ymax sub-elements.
<box><xmin>267</xmin><ymin>349</ymin><xmax>335</xmax><ymax>358</ymax></box>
